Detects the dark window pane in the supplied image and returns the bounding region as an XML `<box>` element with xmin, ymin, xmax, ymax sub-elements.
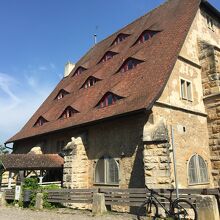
<box><xmin>144</xmin><ymin>33</ymin><xmax>150</xmax><ymax>41</ymax></box>
<box><xmin>95</xmin><ymin>158</ymin><xmax>105</xmax><ymax>183</ymax></box>
<box><xmin>198</xmin><ymin>156</ymin><xmax>208</xmax><ymax>183</ymax></box>
<box><xmin>107</xmin><ymin>94</ymin><xmax>113</xmax><ymax>105</ymax></box>
<box><xmin>128</xmin><ymin>60</ymin><xmax>133</xmax><ymax>70</ymax></box>
<box><xmin>106</xmin><ymin>158</ymin><xmax>119</xmax><ymax>184</ymax></box>
<box><xmin>188</xmin><ymin>155</ymin><xmax>197</xmax><ymax>184</ymax></box>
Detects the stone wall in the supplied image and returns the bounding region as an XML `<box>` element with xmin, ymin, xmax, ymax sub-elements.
<box><xmin>143</xmin><ymin>119</ymin><xmax>172</xmax><ymax>188</ymax></box>
<box><xmin>199</xmin><ymin>43</ymin><xmax>220</xmax><ymax>186</ymax></box>
<box><xmin>143</xmin><ymin>143</ymin><xmax>172</xmax><ymax>188</ymax></box>
<box><xmin>204</xmin><ymin>96</ymin><xmax>220</xmax><ymax>186</ymax></box>
<box><xmin>199</xmin><ymin>42</ymin><xmax>220</xmax><ymax>96</ymax></box>
<box><xmin>49</xmin><ymin>113</ymin><xmax>147</xmax><ymax>190</ymax></box>
<box><xmin>63</xmin><ymin>136</ymin><xmax>89</xmax><ymax>189</ymax></box>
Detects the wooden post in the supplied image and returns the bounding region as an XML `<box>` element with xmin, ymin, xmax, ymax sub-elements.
<box><xmin>8</xmin><ymin>171</ymin><xmax>12</xmax><ymax>189</ymax></box>
<box><xmin>39</xmin><ymin>171</ymin><xmax>43</xmax><ymax>184</ymax></box>
<box><xmin>0</xmin><ymin>191</ymin><xmax>6</xmax><ymax>207</ymax></box>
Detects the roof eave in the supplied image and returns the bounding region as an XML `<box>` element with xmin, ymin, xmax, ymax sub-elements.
<box><xmin>201</xmin><ymin>0</ymin><xmax>220</xmax><ymax>21</ymax></box>
<box><xmin>6</xmin><ymin>108</ymin><xmax>150</xmax><ymax>145</ymax></box>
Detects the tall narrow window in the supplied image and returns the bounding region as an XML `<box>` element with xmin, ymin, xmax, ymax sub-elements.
<box><xmin>111</xmin><ymin>33</ymin><xmax>129</xmax><ymax>46</ymax></box>
<box><xmin>119</xmin><ymin>58</ymin><xmax>143</xmax><ymax>73</ymax></box>
<box><xmin>95</xmin><ymin>156</ymin><xmax>119</xmax><ymax>185</ymax></box>
<box><xmin>99</xmin><ymin>51</ymin><xmax>118</xmax><ymax>63</ymax></box>
<box><xmin>81</xmin><ymin>76</ymin><xmax>100</xmax><ymax>89</ymax></box>
<box><xmin>135</xmin><ymin>30</ymin><xmax>158</xmax><ymax>44</ymax></box>
<box><xmin>59</xmin><ymin>106</ymin><xmax>78</xmax><ymax>119</ymax></box>
<box><xmin>188</xmin><ymin>154</ymin><xmax>208</xmax><ymax>184</ymax></box>
<box><xmin>34</xmin><ymin>116</ymin><xmax>48</xmax><ymax>127</ymax></box>
<box><xmin>97</xmin><ymin>92</ymin><xmax>123</xmax><ymax>108</ymax></box>
<box><xmin>55</xmin><ymin>89</ymin><xmax>69</xmax><ymax>100</ymax></box>
<box><xmin>73</xmin><ymin>66</ymin><xmax>87</xmax><ymax>76</ymax></box>
<box><xmin>180</xmin><ymin>79</ymin><xmax>192</xmax><ymax>101</ymax></box>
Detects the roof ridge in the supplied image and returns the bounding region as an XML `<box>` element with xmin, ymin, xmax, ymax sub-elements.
<box><xmin>71</xmin><ymin>0</ymin><xmax>171</xmax><ymax>70</ymax></box>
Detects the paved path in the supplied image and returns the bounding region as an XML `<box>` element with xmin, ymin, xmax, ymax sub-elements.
<box><xmin>0</xmin><ymin>207</ymin><xmax>137</xmax><ymax>220</ymax></box>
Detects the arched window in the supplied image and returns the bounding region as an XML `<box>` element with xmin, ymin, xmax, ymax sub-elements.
<box><xmin>95</xmin><ymin>156</ymin><xmax>119</xmax><ymax>185</ymax></box>
<box><xmin>188</xmin><ymin>154</ymin><xmax>208</xmax><ymax>184</ymax></box>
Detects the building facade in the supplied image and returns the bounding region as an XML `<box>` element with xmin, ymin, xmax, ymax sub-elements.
<box><xmin>4</xmin><ymin>0</ymin><xmax>220</xmax><ymax>190</ymax></box>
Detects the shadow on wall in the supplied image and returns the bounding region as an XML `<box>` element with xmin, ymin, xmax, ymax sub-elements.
<box><xmin>86</xmin><ymin>111</ymin><xmax>149</xmax><ymax>189</ymax></box>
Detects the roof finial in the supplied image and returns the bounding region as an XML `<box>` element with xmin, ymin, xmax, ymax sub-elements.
<box><xmin>94</xmin><ymin>34</ymin><xmax>97</xmax><ymax>45</ymax></box>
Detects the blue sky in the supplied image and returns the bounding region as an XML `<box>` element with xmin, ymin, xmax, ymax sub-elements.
<box><xmin>0</xmin><ymin>0</ymin><xmax>220</xmax><ymax>144</ymax></box>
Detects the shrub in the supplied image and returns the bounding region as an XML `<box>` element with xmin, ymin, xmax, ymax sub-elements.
<box><xmin>22</xmin><ymin>177</ymin><xmax>61</xmax><ymax>209</ymax></box>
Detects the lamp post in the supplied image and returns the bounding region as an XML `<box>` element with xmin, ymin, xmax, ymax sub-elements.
<box><xmin>171</xmin><ymin>125</ymin><xmax>179</xmax><ymax>199</ymax></box>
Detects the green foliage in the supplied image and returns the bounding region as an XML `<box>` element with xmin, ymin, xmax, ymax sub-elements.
<box><xmin>0</xmin><ymin>145</ymin><xmax>9</xmax><ymax>155</ymax></box>
<box><xmin>22</xmin><ymin>177</ymin><xmax>61</xmax><ymax>209</ymax></box>
<box><xmin>41</xmin><ymin>184</ymin><xmax>60</xmax><ymax>209</ymax></box>
<box><xmin>23</xmin><ymin>177</ymin><xmax>39</xmax><ymax>190</ymax></box>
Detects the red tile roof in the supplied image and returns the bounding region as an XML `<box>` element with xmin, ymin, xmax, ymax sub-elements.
<box><xmin>0</xmin><ymin>154</ymin><xmax>64</xmax><ymax>170</ymax></box>
<box><xmin>7</xmin><ymin>0</ymin><xmax>202</xmax><ymax>143</ymax></box>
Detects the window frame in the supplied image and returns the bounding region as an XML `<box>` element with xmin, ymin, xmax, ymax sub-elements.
<box><xmin>119</xmin><ymin>58</ymin><xmax>143</xmax><ymax>73</ymax></box>
<box><xmin>111</xmin><ymin>33</ymin><xmax>129</xmax><ymax>46</ymax></box>
<box><xmin>134</xmin><ymin>30</ymin><xmax>158</xmax><ymax>45</ymax></box>
<box><xmin>59</xmin><ymin>106</ymin><xmax>78</xmax><ymax>119</ymax></box>
<box><xmin>73</xmin><ymin>66</ymin><xmax>87</xmax><ymax>77</ymax></box>
<box><xmin>55</xmin><ymin>89</ymin><xmax>69</xmax><ymax>100</ymax></box>
<box><xmin>81</xmin><ymin>76</ymin><xmax>100</xmax><ymax>89</ymax></box>
<box><xmin>179</xmin><ymin>78</ymin><xmax>193</xmax><ymax>102</ymax></box>
<box><xmin>97</xmin><ymin>92</ymin><xmax>122</xmax><ymax>108</ymax></box>
<box><xmin>34</xmin><ymin>116</ymin><xmax>48</xmax><ymax>127</ymax></box>
<box><xmin>94</xmin><ymin>156</ymin><xmax>120</xmax><ymax>186</ymax></box>
<box><xmin>99</xmin><ymin>51</ymin><xmax>117</xmax><ymax>63</ymax></box>
<box><xmin>187</xmin><ymin>154</ymin><xmax>209</xmax><ymax>186</ymax></box>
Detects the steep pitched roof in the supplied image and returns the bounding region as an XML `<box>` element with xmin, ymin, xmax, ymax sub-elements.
<box><xmin>7</xmin><ymin>0</ymin><xmax>202</xmax><ymax>143</ymax></box>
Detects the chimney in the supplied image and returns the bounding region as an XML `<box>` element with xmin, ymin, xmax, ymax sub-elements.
<box><xmin>64</xmin><ymin>61</ymin><xmax>75</xmax><ymax>77</ymax></box>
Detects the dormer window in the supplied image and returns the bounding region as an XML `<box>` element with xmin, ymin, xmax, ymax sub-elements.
<box><xmin>119</xmin><ymin>58</ymin><xmax>143</xmax><ymax>73</ymax></box>
<box><xmin>99</xmin><ymin>51</ymin><xmax>118</xmax><ymax>63</ymax></box>
<box><xmin>55</xmin><ymin>89</ymin><xmax>69</xmax><ymax>100</ymax></box>
<box><xmin>73</xmin><ymin>66</ymin><xmax>87</xmax><ymax>76</ymax></box>
<box><xmin>59</xmin><ymin>106</ymin><xmax>78</xmax><ymax>119</ymax></box>
<box><xmin>34</xmin><ymin>116</ymin><xmax>48</xmax><ymax>127</ymax></box>
<box><xmin>97</xmin><ymin>92</ymin><xmax>123</xmax><ymax>108</ymax></box>
<box><xmin>135</xmin><ymin>30</ymin><xmax>158</xmax><ymax>44</ymax></box>
<box><xmin>112</xmin><ymin>33</ymin><xmax>129</xmax><ymax>46</ymax></box>
<box><xmin>81</xmin><ymin>76</ymin><xmax>100</xmax><ymax>89</ymax></box>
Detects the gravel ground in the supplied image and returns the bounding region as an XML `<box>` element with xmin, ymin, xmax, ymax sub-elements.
<box><xmin>0</xmin><ymin>207</ymin><xmax>137</xmax><ymax>220</ymax></box>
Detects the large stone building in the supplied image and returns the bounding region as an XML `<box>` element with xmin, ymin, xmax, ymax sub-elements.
<box><xmin>3</xmin><ymin>0</ymin><xmax>220</xmax><ymax>189</ymax></box>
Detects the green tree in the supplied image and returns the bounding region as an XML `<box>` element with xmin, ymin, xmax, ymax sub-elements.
<box><xmin>0</xmin><ymin>144</ymin><xmax>9</xmax><ymax>155</ymax></box>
